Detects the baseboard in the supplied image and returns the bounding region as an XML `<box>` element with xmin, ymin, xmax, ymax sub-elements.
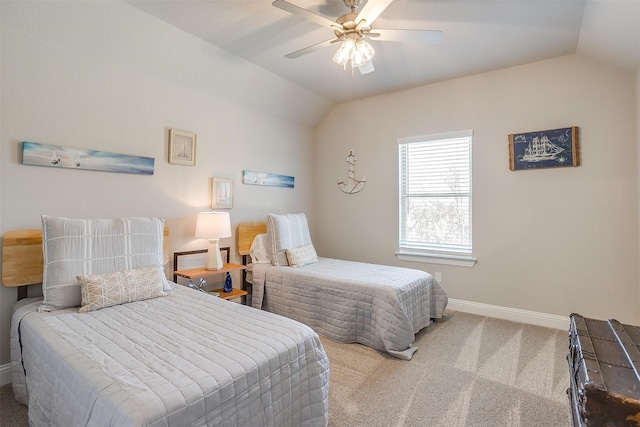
<box><xmin>447</xmin><ymin>298</ymin><xmax>570</xmax><ymax>330</ymax></box>
<box><xmin>0</xmin><ymin>363</ymin><xmax>11</xmax><ymax>386</ymax></box>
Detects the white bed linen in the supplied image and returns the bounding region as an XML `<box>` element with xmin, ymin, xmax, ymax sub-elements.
<box><xmin>10</xmin><ymin>286</ymin><xmax>329</xmax><ymax>426</ymax></box>
<box><xmin>249</xmin><ymin>257</ymin><xmax>448</xmax><ymax>360</ymax></box>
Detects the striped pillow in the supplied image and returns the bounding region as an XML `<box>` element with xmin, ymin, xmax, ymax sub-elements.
<box><xmin>41</xmin><ymin>216</ymin><xmax>167</xmax><ymax>311</ymax></box>
<box><xmin>267</xmin><ymin>213</ymin><xmax>312</xmax><ymax>266</ymax></box>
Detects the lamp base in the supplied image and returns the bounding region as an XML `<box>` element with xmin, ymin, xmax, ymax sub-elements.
<box><xmin>204</xmin><ymin>238</ymin><xmax>224</xmax><ymax>270</ymax></box>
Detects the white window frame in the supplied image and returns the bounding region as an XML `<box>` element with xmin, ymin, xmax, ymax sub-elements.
<box><xmin>396</xmin><ymin>130</ymin><xmax>476</xmax><ymax>267</ymax></box>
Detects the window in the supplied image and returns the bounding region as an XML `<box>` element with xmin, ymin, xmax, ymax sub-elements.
<box><xmin>397</xmin><ymin>130</ymin><xmax>475</xmax><ymax>266</ymax></box>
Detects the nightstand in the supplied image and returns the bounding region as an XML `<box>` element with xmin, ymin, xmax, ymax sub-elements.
<box><xmin>173</xmin><ymin>249</ymin><xmax>249</xmax><ymax>304</ymax></box>
<box><xmin>208</xmin><ymin>287</ymin><xmax>248</xmax><ymax>301</ymax></box>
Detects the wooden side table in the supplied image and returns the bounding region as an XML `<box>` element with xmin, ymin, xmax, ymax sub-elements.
<box><xmin>208</xmin><ymin>288</ymin><xmax>248</xmax><ymax>301</ymax></box>
<box><xmin>173</xmin><ymin>249</ymin><xmax>249</xmax><ymax>304</ymax></box>
<box><xmin>173</xmin><ymin>248</ymin><xmax>231</xmax><ymax>282</ymax></box>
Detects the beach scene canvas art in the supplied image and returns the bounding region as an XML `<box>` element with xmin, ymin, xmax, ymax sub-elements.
<box><xmin>22</xmin><ymin>141</ymin><xmax>154</xmax><ymax>175</ymax></box>
<box><xmin>242</xmin><ymin>170</ymin><xmax>294</xmax><ymax>188</ymax></box>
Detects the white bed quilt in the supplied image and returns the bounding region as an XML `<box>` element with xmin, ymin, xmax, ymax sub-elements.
<box><xmin>250</xmin><ymin>258</ymin><xmax>448</xmax><ymax>360</ymax></box>
<box><xmin>10</xmin><ymin>286</ymin><xmax>329</xmax><ymax>427</ymax></box>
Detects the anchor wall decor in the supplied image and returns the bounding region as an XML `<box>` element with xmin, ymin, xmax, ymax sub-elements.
<box><xmin>338</xmin><ymin>150</ymin><xmax>366</xmax><ymax>194</ymax></box>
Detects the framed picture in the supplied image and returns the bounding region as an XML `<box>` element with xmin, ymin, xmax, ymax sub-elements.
<box><xmin>169</xmin><ymin>129</ymin><xmax>196</xmax><ymax>166</ymax></box>
<box><xmin>212</xmin><ymin>177</ymin><xmax>233</xmax><ymax>209</ymax></box>
<box><xmin>242</xmin><ymin>170</ymin><xmax>295</xmax><ymax>188</ymax></box>
<box><xmin>508</xmin><ymin>126</ymin><xmax>579</xmax><ymax>171</ymax></box>
<box><xmin>22</xmin><ymin>141</ymin><xmax>155</xmax><ymax>175</ymax></box>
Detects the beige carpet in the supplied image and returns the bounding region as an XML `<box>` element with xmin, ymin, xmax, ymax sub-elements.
<box><xmin>323</xmin><ymin>310</ymin><xmax>571</xmax><ymax>427</ymax></box>
<box><xmin>0</xmin><ymin>381</ymin><xmax>28</xmax><ymax>427</ymax></box>
<box><xmin>0</xmin><ymin>310</ymin><xmax>570</xmax><ymax>426</ymax></box>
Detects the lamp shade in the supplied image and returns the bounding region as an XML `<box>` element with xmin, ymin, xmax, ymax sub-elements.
<box><xmin>332</xmin><ymin>38</ymin><xmax>356</xmax><ymax>67</ymax></box>
<box><xmin>195</xmin><ymin>211</ymin><xmax>232</xmax><ymax>239</ymax></box>
<box><xmin>352</xmin><ymin>40</ymin><xmax>374</xmax><ymax>67</ymax></box>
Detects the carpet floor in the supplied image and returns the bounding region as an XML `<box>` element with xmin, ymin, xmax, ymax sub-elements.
<box><xmin>0</xmin><ymin>310</ymin><xmax>571</xmax><ymax>426</ymax></box>
<box><xmin>0</xmin><ymin>381</ymin><xmax>28</xmax><ymax>427</ymax></box>
<box><xmin>322</xmin><ymin>310</ymin><xmax>571</xmax><ymax>427</ymax></box>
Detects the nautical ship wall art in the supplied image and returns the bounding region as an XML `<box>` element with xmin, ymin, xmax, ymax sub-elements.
<box><xmin>508</xmin><ymin>126</ymin><xmax>580</xmax><ymax>171</ymax></box>
<box><xmin>22</xmin><ymin>141</ymin><xmax>154</xmax><ymax>175</ymax></box>
<box><xmin>168</xmin><ymin>128</ymin><xmax>196</xmax><ymax>166</ymax></box>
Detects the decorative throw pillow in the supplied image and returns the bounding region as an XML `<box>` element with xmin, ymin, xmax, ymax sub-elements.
<box><xmin>266</xmin><ymin>213</ymin><xmax>313</xmax><ymax>266</ymax></box>
<box><xmin>41</xmin><ymin>215</ymin><xmax>167</xmax><ymax>310</ymax></box>
<box><xmin>285</xmin><ymin>244</ymin><xmax>318</xmax><ymax>268</ymax></box>
<box><xmin>77</xmin><ymin>265</ymin><xmax>167</xmax><ymax>313</ymax></box>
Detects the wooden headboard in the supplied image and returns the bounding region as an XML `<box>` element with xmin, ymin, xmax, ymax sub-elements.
<box><xmin>238</xmin><ymin>222</ymin><xmax>267</xmax><ymax>256</ymax></box>
<box><xmin>2</xmin><ymin>226</ymin><xmax>170</xmax><ymax>288</ymax></box>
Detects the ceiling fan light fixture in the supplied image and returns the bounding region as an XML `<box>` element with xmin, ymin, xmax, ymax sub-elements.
<box><xmin>275</xmin><ymin>0</ymin><xmax>443</xmax><ymax>76</ymax></box>
<box><xmin>332</xmin><ymin>38</ymin><xmax>356</xmax><ymax>67</ymax></box>
<box><xmin>352</xmin><ymin>39</ymin><xmax>375</xmax><ymax>67</ymax></box>
<box><xmin>333</xmin><ymin>36</ymin><xmax>375</xmax><ymax>71</ymax></box>
<box><xmin>358</xmin><ymin>59</ymin><xmax>375</xmax><ymax>74</ymax></box>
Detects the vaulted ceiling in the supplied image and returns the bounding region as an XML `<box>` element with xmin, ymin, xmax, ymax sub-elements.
<box><xmin>126</xmin><ymin>0</ymin><xmax>640</xmax><ymax>104</ymax></box>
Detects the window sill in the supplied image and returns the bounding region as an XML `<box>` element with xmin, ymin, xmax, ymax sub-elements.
<box><xmin>395</xmin><ymin>251</ymin><xmax>477</xmax><ymax>267</ymax></box>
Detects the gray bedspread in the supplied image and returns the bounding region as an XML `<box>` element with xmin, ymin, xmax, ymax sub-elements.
<box><xmin>10</xmin><ymin>286</ymin><xmax>329</xmax><ymax>426</ymax></box>
<box><xmin>250</xmin><ymin>258</ymin><xmax>448</xmax><ymax>360</ymax></box>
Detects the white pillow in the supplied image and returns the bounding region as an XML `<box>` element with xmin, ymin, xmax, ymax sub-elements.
<box><xmin>41</xmin><ymin>216</ymin><xmax>167</xmax><ymax>310</ymax></box>
<box><xmin>285</xmin><ymin>244</ymin><xmax>318</xmax><ymax>268</ymax></box>
<box><xmin>249</xmin><ymin>234</ymin><xmax>271</xmax><ymax>264</ymax></box>
<box><xmin>266</xmin><ymin>213</ymin><xmax>312</xmax><ymax>266</ymax></box>
<box><xmin>77</xmin><ymin>265</ymin><xmax>167</xmax><ymax>313</ymax></box>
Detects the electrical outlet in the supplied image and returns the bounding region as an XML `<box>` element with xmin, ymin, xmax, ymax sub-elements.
<box><xmin>435</xmin><ymin>272</ymin><xmax>442</xmax><ymax>283</ymax></box>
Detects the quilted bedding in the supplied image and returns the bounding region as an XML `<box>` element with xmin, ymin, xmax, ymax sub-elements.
<box><xmin>250</xmin><ymin>257</ymin><xmax>448</xmax><ymax>360</ymax></box>
<box><xmin>10</xmin><ymin>286</ymin><xmax>329</xmax><ymax>427</ymax></box>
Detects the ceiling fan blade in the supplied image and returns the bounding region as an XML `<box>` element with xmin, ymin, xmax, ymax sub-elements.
<box><xmin>284</xmin><ymin>38</ymin><xmax>339</xmax><ymax>59</ymax></box>
<box><xmin>355</xmin><ymin>0</ymin><xmax>394</xmax><ymax>30</ymax></box>
<box><xmin>368</xmin><ymin>29</ymin><xmax>443</xmax><ymax>44</ymax></box>
<box><xmin>273</xmin><ymin>0</ymin><xmax>340</xmax><ymax>31</ymax></box>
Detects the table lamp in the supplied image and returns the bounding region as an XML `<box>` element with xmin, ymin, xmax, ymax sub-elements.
<box><xmin>195</xmin><ymin>211</ymin><xmax>232</xmax><ymax>270</ymax></box>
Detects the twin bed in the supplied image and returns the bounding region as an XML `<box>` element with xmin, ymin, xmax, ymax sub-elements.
<box><xmin>238</xmin><ymin>213</ymin><xmax>448</xmax><ymax>360</ymax></box>
<box><xmin>4</xmin><ymin>216</ymin><xmax>328</xmax><ymax>426</ymax></box>
<box><xmin>4</xmin><ymin>213</ymin><xmax>447</xmax><ymax>426</ymax></box>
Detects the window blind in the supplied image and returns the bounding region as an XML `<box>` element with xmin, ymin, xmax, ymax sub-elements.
<box><xmin>398</xmin><ymin>130</ymin><xmax>473</xmax><ymax>254</ymax></box>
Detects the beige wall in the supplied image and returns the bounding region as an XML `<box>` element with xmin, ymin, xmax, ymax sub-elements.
<box><xmin>314</xmin><ymin>54</ymin><xmax>639</xmax><ymax>324</ymax></box>
<box><xmin>0</xmin><ymin>1</ymin><xmax>329</xmax><ymax>366</ymax></box>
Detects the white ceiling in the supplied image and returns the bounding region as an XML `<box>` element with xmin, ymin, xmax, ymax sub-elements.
<box><xmin>126</xmin><ymin>0</ymin><xmax>640</xmax><ymax>104</ymax></box>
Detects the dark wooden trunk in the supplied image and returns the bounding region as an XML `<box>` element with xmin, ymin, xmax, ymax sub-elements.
<box><xmin>567</xmin><ymin>313</ymin><xmax>640</xmax><ymax>426</ymax></box>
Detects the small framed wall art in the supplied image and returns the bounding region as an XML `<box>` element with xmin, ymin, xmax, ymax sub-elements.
<box><xmin>508</xmin><ymin>126</ymin><xmax>580</xmax><ymax>171</ymax></box>
<box><xmin>169</xmin><ymin>129</ymin><xmax>196</xmax><ymax>166</ymax></box>
<box><xmin>212</xmin><ymin>177</ymin><xmax>233</xmax><ymax>209</ymax></box>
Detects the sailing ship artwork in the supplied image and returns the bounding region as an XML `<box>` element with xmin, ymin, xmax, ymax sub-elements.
<box><xmin>22</xmin><ymin>141</ymin><xmax>155</xmax><ymax>175</ymax></box>
<box><xmin>168</xmin><ymin>128</ymin><xmax>196</xmax><ymax>166</ymax></box>
<box><xmin>508</xmin><ymin>126</ymin><xmax>580</xmax><ymax>171</ymax></box>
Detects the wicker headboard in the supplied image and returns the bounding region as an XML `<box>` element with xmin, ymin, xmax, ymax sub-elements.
<box><xmin>237</xmin><ymin>222</ymin><xmax>267</xmax><ymax>256</ymax></box>
<box><xmin>2</xmin><ymin>226</ymin><xmax>170</xmax><ymax>288</ymax></box>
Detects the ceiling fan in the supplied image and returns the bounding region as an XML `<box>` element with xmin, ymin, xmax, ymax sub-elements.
<box><xmin>273</xmin><ymin>0</ymin><xmax>442</xmax><ymax>74</ymax></box>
